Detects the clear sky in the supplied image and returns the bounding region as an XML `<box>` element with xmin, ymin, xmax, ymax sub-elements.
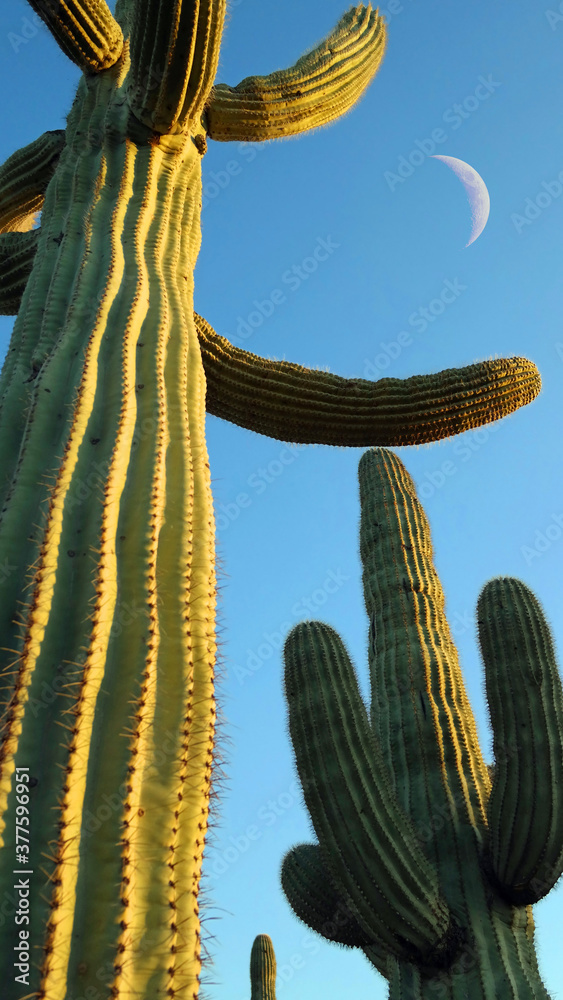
<box><xmin>1</xmin><ymin>0</ymin><xmax>562</xmax><ymax>996</ymax></box>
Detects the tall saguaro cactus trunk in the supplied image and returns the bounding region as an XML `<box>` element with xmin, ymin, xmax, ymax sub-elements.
<box><xmin>0</xmin><ymin>1</ymin><xmax>543</xmax><ymax>998</ymax></box>
<box><xmin>0</xmin><ymin>12</ymin><xmax>224</xmax><ymax>1000</ymax></box>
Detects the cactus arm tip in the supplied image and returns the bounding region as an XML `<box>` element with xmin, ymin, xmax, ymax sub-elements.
<box><xmin>27</xmin><ymin>0</ymin><xmax>123</xmax><ymax>71</ymax></box>
<box><xmin>250</xmin><ymin>934</ymin><xmax>277</xmax><ymax>1000</ymax></box>
<box><xmin>206</xmin><ymin>5</ymin><xmax>387</xmax><ymax>143</ymax></box>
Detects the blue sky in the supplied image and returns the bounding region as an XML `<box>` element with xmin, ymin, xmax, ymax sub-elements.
<box><xmin>1</xmin><ymin>0</ymin><xmax>562</xmax><ymax>996</ymax></box>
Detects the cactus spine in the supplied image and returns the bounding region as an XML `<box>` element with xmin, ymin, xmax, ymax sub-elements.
<box><xmin>0</xmin><ymin>2</ymin><xmax>542</xmax><ymax>997</ymax></box>
<box><xmin>250</xmin><ymin>934</ymin><xmax>277</xmax><ymax>1000</ymax></box>
<box><xmin>283</xmin><ymin>448</ymin><xmax>563</xmax><ymax>998</ymax></box>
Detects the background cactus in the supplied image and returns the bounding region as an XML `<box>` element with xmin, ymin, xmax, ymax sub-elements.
<box><xmin>250</xmin><ymin>934</ymin><xmax>277</xmax><ymax>1000</ymax></box>
<box><xmin>282</xmin><ymin>448</ymin><xmax>563</xmax><ymax>997</ymax></box>
<box><xmin>0</xmin><ymin>2</ymin><xmax>543</xmax><ymax>998</ymax></box>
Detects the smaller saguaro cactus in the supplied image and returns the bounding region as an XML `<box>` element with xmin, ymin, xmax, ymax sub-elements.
<box><xmin>250</xmin><ymin>934</ymin><xmax>277</xmax><ymax>1000</ymax></box>
<box><xmin>281</xmin><ymin>448</ymin><xmax>563</xmax><ymax>998</ymax></box>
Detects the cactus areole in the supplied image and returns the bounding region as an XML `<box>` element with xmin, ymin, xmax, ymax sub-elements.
<box><xmin>0</xmin><ymin>1</ymin><xmax>541</xmax><ymax>998</ymax></box>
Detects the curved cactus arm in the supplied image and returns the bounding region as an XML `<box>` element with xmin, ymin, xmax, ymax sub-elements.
<box><xmin>0</xmin><ymin>130</ymin><xmax>65</xmax><ymax>234</ymax></box>
<box><xmin>0</xmin><ymin>231</ymin><xmax>39</xmax><ymax>315</ymax></box>
<box><xmin>126</xmin><ymin>0</ymin><xmax>226</xmax><ymax>134</ymax></box>
<box><xmin>26</xmin><ymin>0</ymin><xmax>123</xmax><ymax>71</ymax></box>
<box><xmin>281</xmin><ymin>842</ymin><xmax>389</xmax><ymax>978</ymax></box>
<box><xmin>478</xmin><ymin>577</ymin><xmax>563</xmax><ymax>905</ymax></box>
<box><xmin>205</xmin><ymin>5</ymin><xmax>386</xmax><ymax>143</ymax></box>
<box><xmin>194</xmin><ymin>313</ymin><xmax>541</xmax><ymax>446</ymax></box>
<box><xmin>250</xmin><ymin>934</ymin><xmax>277</xmax><ymax>1000</ymax></box>
<box><xmin>284</xmin><ymin>621</ymin><xmax>458</xmax><ymax>967</ymax></box>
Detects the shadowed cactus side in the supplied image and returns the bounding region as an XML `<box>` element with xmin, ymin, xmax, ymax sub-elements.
<box><xmin>250</xmin><ymin>934</ymin><xmax>277</xmax><ymax>1000</ymax></box>
<box><xmin>282</xmin><ymin>448</ymin><xmax>563</xmax><ymax>998</ymax></box>
<box><xmin>0</xmin><ymin>1</ymin><xmax>543</xmax><ymax>997</ymax></box>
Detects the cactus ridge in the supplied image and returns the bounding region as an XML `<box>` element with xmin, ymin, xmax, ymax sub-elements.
<box><xmin>250</xmin><ymin>934</ymin><xmax>277</xmax><ymax>1000</ymax></box>
<box><xmin>282</xmin><ymin>448</ymin><xmax>561</xmax><ymax>998</ymax></box>
<box><xmin>0</xmin><ymin>4</ymin><xmax>545</xmax><ymax>997</ymax></box>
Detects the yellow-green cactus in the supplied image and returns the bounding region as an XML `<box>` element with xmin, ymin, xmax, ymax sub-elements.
<box><xmin>282</xmin><ymin>449</ymin><xmax>563</xmax><ymax>997</ymax></box>
<box><xmin>0</xmin><ymin>2</ymin><xmax>542</xmax><ymax>998</ymax></box>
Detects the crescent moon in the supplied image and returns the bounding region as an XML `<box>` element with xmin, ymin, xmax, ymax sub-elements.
<box><xmin>431</xmin><ymin>154</ymin><xmax>490</xmax><ymax>247</ymax></box>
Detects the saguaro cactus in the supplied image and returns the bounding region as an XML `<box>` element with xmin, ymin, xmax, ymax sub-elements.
<box><xmin>250</xmin><ymin>934</ymin><xmax>277</xmax><ymax>1000</ymax></box>
<box><xmin>283</xmin><ymin>448</ymin><xmax>563</xmax><ymax>997</ymax></box>
<box><xmin>0</xmin><ymin>2</ymin><xmax>541</xmax><ymax>998</ymax></box>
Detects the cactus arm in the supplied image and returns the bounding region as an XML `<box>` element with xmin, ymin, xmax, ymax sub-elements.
<box><xmin>26</xmin><ymin>0</ymin><xmax>123</xmax><ymax>71</ymax></box>
<box><xmin>0</xmin><ymin>231</ymin><xmax>39</xmax><ymax>315</ymax></box>
<box><xmin>205</xmin><ymin>6</ymin><xmax>386</xmax><ymax>142</ymax></box>
<box><xmin>281</xmin><ymin>842</ymin><xmax>389</xmax><ymax>977</ymax></box>
<box><xmin>478</xmin><ymin>578</ymin><xmax>563</xmax><ymax>905</ymax></box>
<box><xmin>126</xmin><ymin>0</ymin><xmax>226</xmax><ymax>134</ymax></box>
<box><xmin>194</xmin><ymin>313</ymin><xmax>541</xmax><ymax>446</ymax></box>
<box><xmin>0</xmin><ymin>130</ymin><xmax>66</xmax><ymax>234</ymax></box>
<box><xmin>284</xmin><ymin>621</ymin><xmax>457</xmax><ymax>966</ymax></box>
<box><xmin>250</xmin><ymin>934</ymin><xmax>277</xmax><ymax>1000</ymax></box>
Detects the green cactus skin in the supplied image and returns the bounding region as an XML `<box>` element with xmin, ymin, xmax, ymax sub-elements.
<box><xmin>283</xmin><ymin>448</ymin><xmax>562</xmax><ymax>998</ymax></box>
<box><xmin>250</xmin><ymin>934</ymin><xmax>277</xmax><ymax>1000</ymax></box>
<box><xmin>478</xmin><ymin>579</ymin><xmax>563</xmax><ymax>905</ymax></box>
<box><xmin>0</xmin><ymin>1</ymin><xmax>543</xmax><ymax>996</ymax></box>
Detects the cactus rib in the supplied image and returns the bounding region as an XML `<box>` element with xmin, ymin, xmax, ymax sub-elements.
<box><xmin>27</xmin><ymin>0</ymin><xmax>123</xmax><ymax>71</ymax></box>
<box><xmin>206</xmin><ymin>5</ymin><xmax>386</xmax><ymax>142</ymax></box>
<box><xmin>195</xmin><ymin>313</ymin><xmax>540</xmax><ymax>445</ymax></box>
<box><xmin>478</xmin><ymin>578</ymin><xmax>563</xmax><ymax>904</ymax></box>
